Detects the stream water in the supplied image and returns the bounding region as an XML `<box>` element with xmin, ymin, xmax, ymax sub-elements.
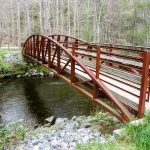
<box><xmin>0</xmin><ymin>76</ymin><xmax>95</xmax><ymax>127</ymax></box>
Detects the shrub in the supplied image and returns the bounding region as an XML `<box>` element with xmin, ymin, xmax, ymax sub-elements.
<box><xmin>0</xmin><ymin>122</ymin><xmax>28</xmax><ymax>149</ymax></box>
<box><xmin>36</xmin><ymin>65</ymin><xmax>50</xmax><ymax>73</ymax></box>
<box><xmin>0</xmin><ymin>60</ymin><xmax>12</xmax><ymax>74</ymax></box>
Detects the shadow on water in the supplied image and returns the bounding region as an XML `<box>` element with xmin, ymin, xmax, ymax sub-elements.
<box><xmin>0</xmin><ymin>76</ymin><xmax>95</xmax><ymax>127</ymax></box>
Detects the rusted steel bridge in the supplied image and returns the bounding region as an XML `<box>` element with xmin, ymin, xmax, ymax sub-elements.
<box><xmin>23</xmin><ymin>34</ymin><xmax>150</xmax><ymax>122</ymax></box>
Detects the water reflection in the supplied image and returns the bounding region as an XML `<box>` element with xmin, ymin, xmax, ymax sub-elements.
<box><xmin>0</xmin><ymin>77</ymin><xmax>95</xmax><ymax>127</ymax></box>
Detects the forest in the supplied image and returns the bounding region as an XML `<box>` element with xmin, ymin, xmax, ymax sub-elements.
<box><xmin>0</xmin><ymin>0</ymin><xmax>150</xmax><ymax>47</ymax></box>
<box><xmin>0</xmin><ymin>1</ymin><xmax>150</xmax><ymax>150</ymax></box>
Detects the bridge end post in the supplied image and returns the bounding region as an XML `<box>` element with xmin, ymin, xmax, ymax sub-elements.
<box><xmin>138</xmin><ymin>51</ymin><xmax>150</xmax><ymax>118</ymax></box>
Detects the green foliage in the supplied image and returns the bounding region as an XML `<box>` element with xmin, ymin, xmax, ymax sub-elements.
<box><xmin>77</xmin><ymin>113</ymin><xmax>150</xmax><ymax>150</ymax></box>
<box><xmin>30</xmin><ymin>3</ymin><xmax>40</xmax><ymax>34</ymax></box>
<box><xmin>124</xmin><ymin>112</ymin><xmax>150</xmax><ymax>150</ymax></box>
<box><xmin>135</xmin><ymin>0</ymin><xmax>150</xmax><ymax>10</ymax></box>
<box><xmin>36</xmin><ymin>65</ymin><xmax>50</xmax><ymax>73</ymax></box>
<box><xmin>30</xmin><ymin>4</ymin><xmax>40</xmax><ymax>20</ymax></box>
<box><xmin>32</xmin><ymin>25</ymin><xmax>41</xmax><ymax>34</ymax></box>
<box><xmin>81</xmin><ymin>20</ymin><xmax>93</xmax><ymax>42</ymax></box>
<box><xmin>126</xmin><ymin>28</ymin><xmax>148</xmax><ymax>45</ymax></box>
<box><xmin>123</xmin><ymin>0</ymin><xmax>150</xmax><ymax>45</ymax></box>
<box><xmin>0</xmin><ymin>51</ymin><xmax>7</xmax><ymax>58</ymax></box>
<box><xmin>76</xmin><ymin>141</ymin><xmax>136</xmax><ymax>150</ymax></box>
<box><xmin>0</xmin><ymin>122</ymin><xmax>27</xmax><ymax>149</ymax></box>
<box><xmin>12</xmin><ymin>63</ymin><xmax>28</xmax><ymax>74</ymax></box>
<box><xmin>0</xmin><ymin>60</ymin><xmax>12</xmax><ymax>74</ymax></box>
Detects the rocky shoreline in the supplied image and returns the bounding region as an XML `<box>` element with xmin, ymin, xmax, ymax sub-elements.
<box><xmin>0</xmin><ymin>50</ymin><xmax>55</xmax><ymax>86</ymax></box>
<box><xmin>16</xmin><ymin>112</ymin><xmax>121</xmax><ymax>150</ymax></box>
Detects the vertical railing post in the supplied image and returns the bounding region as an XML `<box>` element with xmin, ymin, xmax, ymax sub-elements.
<box><xmin>41</xmin><ymin>37</ymin><xmax>45</xmax><ymax>64</ymax></box>
<box><xmin>48</xmin><ymin>41</ymin><xmax>51</xmax><ymax>68</ymax></box>
<box><xmin>139</xmin><ymin>47</ymin><xmax>144</xmax><ymax>58</ymax></box>
<box><xmin>96</xmin><ymin>46</ymin><xmax>101</xmax><ymax>79</ymax></box>
<box><xmin>109</xmin><ymin>44</ymin><xmax>112</xmax><ymax>55</ymax></box>
<box><xmin>33</xmin><ymin>35</ymin><xmax>36</xmax><ymax>58</ymax></box>
<box><xmin>138</xmin><ymin>51</ymin><xmax>150</xmax><ymax>118</ymax></box>
<box><xmin>28</xmin><ymin>39</ymin><xmax>30</xmax><ymax>55</ymax></box>
<box><xmin>108</xmin><ymin>44</ymin><xmax>112</xmax><ymax>66</ymax></box>
<box><xmin>28</xmin><ymin>40</ymin><xmax>30</xmax><ymax>55</ymax></box>
<box><xmin>64</xmin><ymin>36</ymin><xmax>68</xmax><ymax>48</ymax></box>
<box><xmin>57</xmin><ymin>35</ymin><xmax>60</xmax><ymax>42</ymax></box>
<box><xmin>71</xmin><ymin>43</ymin><xmax>76</xmax><ymax>83</ymax></box>
<box><xmin>28</xmin><ymin>39</ymin><xmax>30</xmax><ymax>56</ymax></box>
<box><xmin>36</xmin><ymin>35</ymin><xmax>40</xmax><ymax>61</ymax></box>
<box><xmin>57</xmin><ymin>46</ymin><xmax>61</xmax><ymax>74</ymax></box>
<box><xmin>93</xmin><ymin>46</ymin><xmax>101</xmax><ymax>99</ymax></box>
<box><xmin>51</xmin><ymin>35</ymin><xmax>54</xmax><ymax>48</ymax></box>
<box><xmin>51</xmin><ymin>35</ymin><xmax>54</xmax><ymax>39</ymax></box>
<box><xmin>30</xmin><ymin>37</ymin><xmax>33</xmax><ymax>57</ymax></box>
<box><xmin>75</xmin><ymin>39</ymin><xmax>78</xmax><ymax>48</ymax></box>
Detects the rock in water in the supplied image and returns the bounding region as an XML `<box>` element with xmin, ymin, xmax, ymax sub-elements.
<box><xmin>45</xmin><ymin>116</ymin><xmax>56</xmax><ymax>125</ymax></box>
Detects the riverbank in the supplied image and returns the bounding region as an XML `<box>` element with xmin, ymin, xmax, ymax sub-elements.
<box><xmin>17</xmin><ymin>113</ymin><xmax>118</xmax><ymax>150</ymax></box>
<box><xmin>0</xmin><ymin>49</ymin><xmax>54</xmax><ymax>83</ymax></box>
<box><xmin>0</xmin><ymin>112</ymin><xmax>122</xmax><ymax>150</ymax></box>
<box><xmin>2</xmin><ymin>112</ymin><xmax>150</xmax><ymax>150</ymax></box>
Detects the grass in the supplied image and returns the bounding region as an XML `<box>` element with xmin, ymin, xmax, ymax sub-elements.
<box><xmin>76</xmin><ymin>112</ymin><xmax>150</xmax><ymax>150</ymax></box>
<box><xmin>0</xmin><ymin>50</ymin><xmax>12</xmax><ymax>75</ymax></box>
<box><xmin>89</xmin><ymin>108</ymin><xmax>123</xmax><ymax>134</ymax></box>
<box><xmin>36</xmin><ymin>65</ymin><xmax>50</xmax><ymax>73</ymax></box>
<box><xmin>12</xmin><ymin>63</ymin><xmax>28</xmax><ymax>74</ymax></box>
<box><xmin>0</xmin><ymin>51</ymin><xmax>7</xmax><ymax>58</ymax></box>
<box><xmin>123</xmin><ymin>112</ymin><xmax>150</xmax><ymax>150</ymax></box>
<box><xmin>76</xmin><ymin>141</ymin><xmax>136</xmax><ymax>150</ymax></box>
<box><xmin>0</xmin><ymin>121</ymin><xmax>28</xmax><ymax>149</ymax></box>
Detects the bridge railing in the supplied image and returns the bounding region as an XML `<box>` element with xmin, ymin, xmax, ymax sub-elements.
<box><xmin>23</xmin><ymin>34</ymin><xmax>150</xmax><ymax>121</ymax></box>
<box><xmin>47</xmin><ymin>34</ymin><xmax>150</xmax><ymax>117</ymax></box>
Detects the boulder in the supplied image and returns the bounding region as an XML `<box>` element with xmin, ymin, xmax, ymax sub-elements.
<box><xmin>55</xmin><ymin>118</ymin><xmax>68</xmax><ymax>125</ymax></box>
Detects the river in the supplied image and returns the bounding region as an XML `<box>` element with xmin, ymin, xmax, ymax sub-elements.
<box><xmin>0</xmin><ymin>76</ymin><xmax>95</xmax><ymax>127</ymax></box>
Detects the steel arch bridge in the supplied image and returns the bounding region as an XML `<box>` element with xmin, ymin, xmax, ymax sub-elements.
<box><xmin>22</xmin><ymin>34</ymin><xmax>150</xmax><ymax>122</ymax></box>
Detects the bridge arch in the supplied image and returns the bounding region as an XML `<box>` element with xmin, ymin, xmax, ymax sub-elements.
<box><xmin>23</xmin><ymin>34</ymin><xmax>150</xmax><ymax>122</ymax></box>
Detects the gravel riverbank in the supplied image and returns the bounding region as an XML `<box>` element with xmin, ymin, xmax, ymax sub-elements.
<box><xmin>16</xmin><ymin>112</ymin><xmax>121</xmax><ymax>150</ymax></box>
